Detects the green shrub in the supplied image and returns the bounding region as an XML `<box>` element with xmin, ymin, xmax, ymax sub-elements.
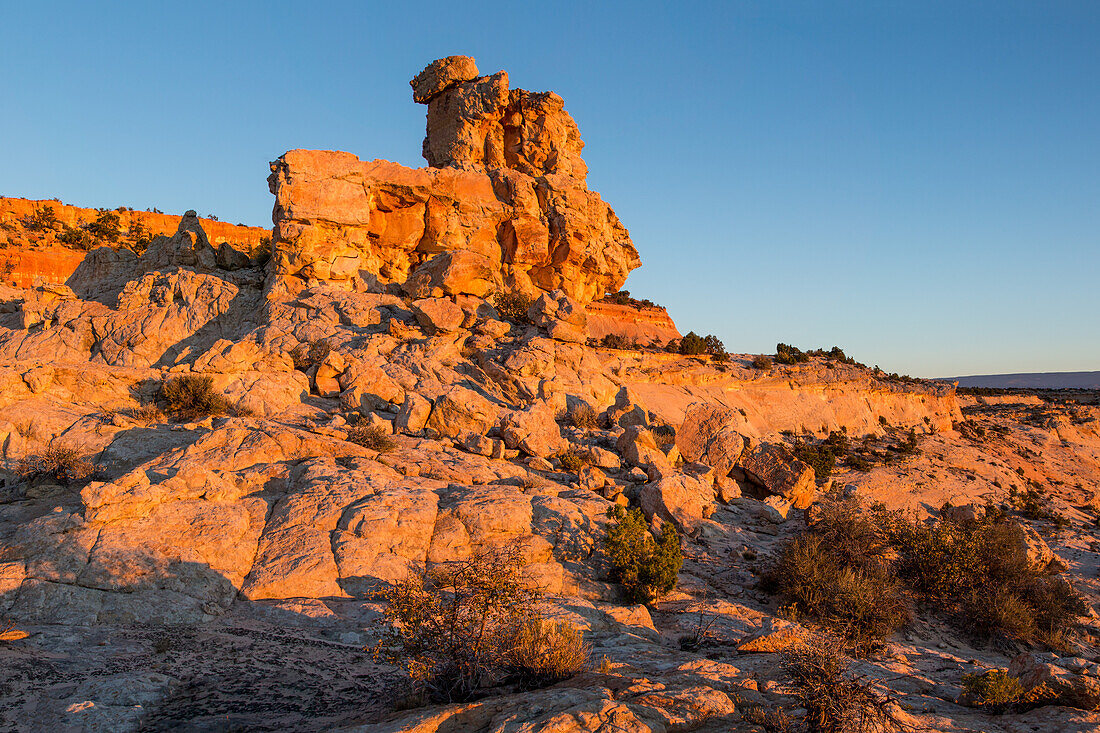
<box><xmin>599</xmin><ymin>290</ymin><xmax>659</xmax><ymax>310</ymax></box>
<box><xmin>85</xmin><ymin>211</ymin><xmax>121</xmax><ymax>242</ymax></box>
<box><xmin>346</xmin><ymin>423</ymin><xmax>395</xmax><ymax>452</ymax></box>
<box><xmin>600</xmin><ymin>333</ymin><xmax>638</xmax><ymax>350</ymax></box>
<box><xmin>962</xmin><ymin>669</ymin><xmax>1024</xmax><ymax>711</ymax></box>
<box><xmin>57</xmin><ymin>224</ymin><xmax>96</xmax><ymax>249</ymax></box>
<box><xmin>19</xmin><ymin>443</ymin><xmax>99</xmax><ymax>485</ymax></box>
<box><xmin>678</xmin><ymin>331</ymin><xmax>707</xmax><ymax>356</ymax></box>
<box><xmin>775</xmin><ymin>343</ymin><xmax>810</xmax><ymax>364</ymax></box>
<box><xmin>493</xmin><ymin>290</ymin><xmax>533</xmax><ymax>323</ymax></box>
<box><xmin>22</xmin><ymin>206</ymin><xmax>58</xmax><ymax>232</ymax></box>
<box><xmin>161</xmin><ymin>375</ymin><xmax>229</xmax><ymax>420</ymax></box>
<box><xmin>604</xmin><ymin>506</ymin><xmax>682</xmax><ymax>603</ymax></box>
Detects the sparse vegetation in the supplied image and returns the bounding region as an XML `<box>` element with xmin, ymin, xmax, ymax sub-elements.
<box><xmin>160</xmin><ymin>374</ymin><xmax>230</xmax><ymax>420</ymax></box>
<box><xmin>22</xmin><ymin>206</ymin><xmax>58</xmax><ymax>232</ymax></box>
<box><xmin>346</xmin><ymin>423</ymin><xmax>396</xmax><ymax>452</ymax></box>
<box><xmin>375</xmin><ymin>544</ymin><xmax>586</xmax><ymax>702</ymax></box>
<box><xmin>599</xmin><ymin>333</ymin><xmax>640</xmax><ymax>350</ymax></box>
<box><xmin>961</xmin><ymin>669</ymin><xmax>1025</xmax><ymax>711</ymax></box>
<box><xmin>783</xmin><ymin>638</ymin><xmax>905</xmax><ymax>732</ymax></box>
<box><xmin>769</xmin><ymin>498</ymin><xmax>1089</xmax><ymax>648</ymax></box>
<box><xmin>751</xmin><ymin>354</ymin><xmax>773</xmax><ymax>369</ymax></box>
<box><xmin>125</xmin><ymin>403</ymin><xmax>163</xmax><ymax>424</ymax></box>
<box><xmin>290</xmin><ymin>339</ymin><xmax>332</xmax><ymax>371</ymax></box>
<box><xmin>493</xmin><ymin>290</ymin><xmax>533</xmax><ymax>324</ymax></box>
<box><xmin>557</xmin><ymin>447</ymin><xmax>588</xmax><ymax>473</ymax></box>
<box><xmin>566</xmin><ymin>403</ymin><xmax>599</xmax><ymax>430</ymax></box>
<box><xmin>678</xmin><ymin>331</ymin><xmax>728</xmax><ymax>360</ymax></box>
<box><xmin>604</xmin><ymin>505</ymin><xmax>682</xmax><ymax>603</ymax></box>
<box><xmin>85</xmin><ymin>210</ymin><xmax>122</xmax><ymax>242</ymax></box>
<box><xmin>19</xmin><ymin>443</ymin><xmax>99</xmax><ymax>485</ymax></box>
<box><xmin>599</xmin><ymin>290</ymin><xmax>659</xmax><ymax>310</ymax></box>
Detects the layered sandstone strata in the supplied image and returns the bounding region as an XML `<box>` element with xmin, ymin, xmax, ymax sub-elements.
<box><xmin>267</xmin><ymin>56</ymin><xmax>640</xmax><ymax>303</ymax></box>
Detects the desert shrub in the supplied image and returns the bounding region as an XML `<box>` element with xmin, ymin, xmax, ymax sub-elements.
<box><xmin>599</xmin><ymin>333</ymin><xmax>637</xmax><ymax>350</ymax></box>
<box><xmin>767</xmin><ymin>533</ymin><xmax>910</xmax><ymax>643</ymax></box>
<box><xmin>23</xmin><ymin>206</ymin><xmax>58</xmax><ymax>232</ymax></box>
<box><xmin>375</xmin><ymin>545</ymin><xmax>584</xmax><ymax>702</ymax></box>
<box><xmin>783</xmin><ymin>639</ymin><xmax>904</xmax><ymax>733</ymax></box>
<box><xmin>599</xmin><ymin>290</ymin><xmax>658</xmax><ymax>310</ymax></box>
<box><xmin>503</xmin><ymin>619</ymin><xmax>590</xmax><ymax>687</ymax></box>
<box><xmin>347</xmin><ymin>423</ymin><xmax>395</xmax><ymax>451</ymax></box>
<box><xmin>557</xmin><ymin>447</ymin><xmax>588</xmax><ymax>473</ymax></box>
<box><xmin>775</xmin><ymin>343</ymin><xmax>810</xmax><ymax>364</ymax></box>
<box><xmin>19</xmin><ymin>444</ymin><xmax>99</xmax><ymax>485</ymax></box>
<box><xmin>125</xmin><ymin>403</ymin><xmax>163</xmax><ymax>424</ymax></box>
<box><xmin>85</xmin><ymin>211</ymin><xmax>121</xmax><ymax>242</ymax></box>
<box><xmin>678</xmin><ymin>331</ymin><xmax>707</xmax><ymax>356</ymax></box>
<box><xmin>566</xmin><ymin>403</ymin><xmax>598</xmax><ymax>430</ymax></box>
<box><xmin>160</xmin><ymin>375</ymin><xmax>229</xmax><ymax>420</ymax></box>
<box><xmin>651</xmin><ymin>424</ymin><xmax>676</xmax><ymax>449</ymax></box>
<box><xmin>962</xmin><ymin>669</ymin><xmax>1025</xmax><ymax>711</ymax></box>
<box><xmin>880</xmin><ymin>509</ymin><xmax>1087</xmax><ymax>645</ymax></box>
<box><xmin>604</xmin><ymin>506</ymin><xmax>682</xmax><ymax>603</ymax></box>
<box><xmin>703</xmin><ymin>334</ymin><xmax>728</xmax><ymax>361</ymax></box>
<box><xmin>127</xmin><ymin>219</ymin><xmax>153</xmax><ymax>254</ymax></box>
<box><xmin>290</xmin><ymin>339</ymin><xmax>331</xmax><ymax>371</ymax></box>
<box><xmin>56</xmin><ymin>224</ymin><xmax>96</xmax><ymax>249</ymax></box>
<box><xmin>493</xmin><ymin>290</ymin><xmax>533</xmax><ymax>323</ymax></box>
<box><xmin>253</xmin><ymin>236</ymin><xmax>273</xmax><ymax>265</ymax></box>
<box><xmin>751</xmin><ymin>354</ymin><xmax>773</xmax><ymax>369</ymax></box>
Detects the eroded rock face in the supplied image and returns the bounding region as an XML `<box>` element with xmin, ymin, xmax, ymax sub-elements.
<box><xmin>266</xmin><ymin>57</ymin><xmax>640</xmax><ymax>303</ymax></box>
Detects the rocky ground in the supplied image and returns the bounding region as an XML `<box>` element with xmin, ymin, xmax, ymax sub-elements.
<box><xmin>0</xmin><ymin>55</ymin><xmax>1098</xmax><ymax>732</ymax></box>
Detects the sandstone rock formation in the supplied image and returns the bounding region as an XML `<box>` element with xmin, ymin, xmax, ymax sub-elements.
<box><xmin>267</xmin><ymin>56</ymin><xmax>640</xmax><ymax>303</ymax></box>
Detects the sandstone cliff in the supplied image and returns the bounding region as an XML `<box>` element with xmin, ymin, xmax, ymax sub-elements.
<box><xmin>267</xmin><ymin>57</ymin><xmax>640</xmax><ymax>303</ymax></box>
<box><xmin>0</xmin><ymin>197</ymin><xmax>269</xmax><ymax>288</ymax></box>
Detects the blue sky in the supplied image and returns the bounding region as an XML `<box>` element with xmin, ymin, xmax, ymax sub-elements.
<box><xmin>2</xmin><ymin>1</ymin><xmax>1097</xmax><ymax>377</ymax></box>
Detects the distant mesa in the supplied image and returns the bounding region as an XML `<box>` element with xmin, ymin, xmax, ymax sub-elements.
<box><xmin>267</xmin><ymin>55</ymin><xmax>640</xmax><ymax>304</ymax></box>
<box><xmin>950</xmin><ymin>371</ymin><xmax>1100</xmax><ymax>390</ymax></box>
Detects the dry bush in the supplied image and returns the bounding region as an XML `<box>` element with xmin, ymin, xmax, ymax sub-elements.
<box><xmin>161</xmin><ymin>375</ymin><xmax>229</xmax><ymax>420</ymax></box>
<box><xmin>493</xmin><ymin>291</ymin><xmax>533</xmax><ymax>324</ymax></box>
<box><xmin>19</xmin><ymin>444</ymin><xmax>99</xmax><ymax>485</ymax></box>
<box><xmin>504</xmin><ymin>619</ymin><xmax>590</xmax><ymax>687</ymax></box>
<box><xmin>557</xmin><ymin>447</ymin><xmax>588</xmax><ymax>473</ymax></box>
<box><xmin>566</xmin><ymin>403</ymin><xmax>599</xmax><ymax>430</ymax></box>
<box><xmin>375</xmin><ymin>545</ymin><xmax>585</xmax><ymax>702</ymax></box>
<box><xmin>772</xmin><ymin>499</ymin><xmax>1088</xmax><ymax>648</ymax></box>
<box><xmin>346</xmin><ymin>423</ymin><xmax>395</xmax><ymax>452</ymax></box>
<box><xmin>125</xmin><ymin>403</ymin><xmax>163</xmax><ymax>424</ymax></box>
<box><xmin>751</xmin><ymin>354</ymin><xmax>773</xmax><ymax>370</ymax></box>
<box><xmin>604</xmin><ymin>506</ymin><xmax>683</xmax><ymax>603</ymax></box>
<box><xmin>767</xmin><ymin>533</ymin><xmax>911</xmax><ymax>644</ymax></box>
<box><xmin>783</xmin><ymin>638</ymin><xmax>905</xmax><ymax>732</ymax></box>
<box><xmin>290</xmin><ymin>339</ymin><xmax>332</xmax><ymax>371</ymax></box>
<box><xmin>651</xmin><ymin>424</ymin><xmax>676</xmax><ymax>449</ymax></box>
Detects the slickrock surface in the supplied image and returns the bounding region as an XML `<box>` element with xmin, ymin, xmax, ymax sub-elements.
<box><xmin>267</xmin><ymin>57</ymin><xmax>639</xmax><ymax>303</ymax></box>
<box><xmin>0</xmin><ymin>58</ymin><xmax>1098</xmax><ymax>733</ymax></box>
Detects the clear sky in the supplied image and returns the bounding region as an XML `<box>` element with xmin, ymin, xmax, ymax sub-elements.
<box><xmin>2</xmin><ymin>1</ymin><xmax>1097</xmax><ymax>377</ymax></box>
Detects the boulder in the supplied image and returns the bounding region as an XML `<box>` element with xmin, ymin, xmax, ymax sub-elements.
<box><xmin>409</xmin><ymin>55</ymin><xmax>480</xmax><ymax>103</ymax></box>
<box><xmin>605</xmin><ymin>386</ymin><xmax>649</xmax><ymax>428</ymax></box>
<box><xmin>758</xmin><ymin>495</ymin><xmax>792</xmax><ymax>524</ymax></box>
<box><xmin>424</xmin><ymin>385</ymin><xmax>498</xmax><ymax>438</ymax></box>
<box><xmin>411</xmin><ymin>297</ymin><xmax>465</xmax><ymax>333</ymax></box>
<box><xmin>500</xmin><ymin>403</ymin><xmax>565</xmax><ymax>458</ymax></box>
<box><xmin>737</xmin><ymin>442</ymin><xmax>817</xmax><ymax>509</ymax></box>
<box><xmin>395</xmin><ymin>393</ymin><xmax>432</xmax><ymax>435</ymax></box>
<box><xmin>1009</xmin><ymin>652</ymin><xmax>1100</xmax><ymax>709</ymax></box>
<box><xmin>676</xmin><ymin>403</ymin><xmax>746</xmax><ymax>478</ymax></box>
<box><xmin>638</xmin><ymin>473</ymin><xmax>716</xmax><ymax>531</ymax></box>
<box><xmin>616</xmin><ymin>425</ymin><xmax>670</xmax><ymax>478</ymax></box>
<box><xmin>527</xmin><ymin>289</ymin><xmax>589</xmax><ymax>343</ymax></box>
